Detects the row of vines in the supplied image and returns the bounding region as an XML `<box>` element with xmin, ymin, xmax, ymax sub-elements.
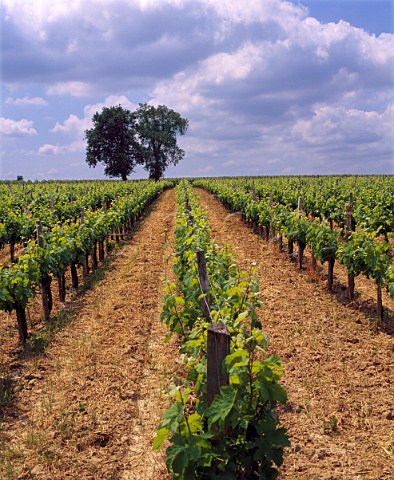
<box><xmin>154</xmin><ymin>181</ymin><xmax>289</xmax><ymax>479</ymax></box>
<box><xmin>0</xmin><ymin>180</ymin><xmax>174</xmax><ymax>343</ymax></box>
<box><xmin>192</xmin><ymin>176</ymin><xmax>394</xmax><ymax>325</ymax></box>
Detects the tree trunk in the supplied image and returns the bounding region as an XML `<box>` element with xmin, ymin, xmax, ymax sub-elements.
<box><xmin>288</xmin><ymin>240</ymin><xmax>294</xmax><ymax>256</ymax></box>
<box><xmin>348</xmin><ymin>273</ymin><xmax>355</xmax><ymax>300</ymax></box>
<box><xmin>10</xmin><ymin>241</ymin><xmax>16</xmax><ymax>263</ymax></box>
<box><xmin>279</xmin><ymin>234</ymin><xmax>283</xmax><ymax>252</ymax></box>
<box><xmin>41</xmin><ymin>275</ymin><xmax>52</xmax><ymax>320</ymax></box>
<box><xmin>328</xmin><ymin>256</ymin><xmax>335</xmax><ymax>291</ymax></box>
<box><xmin>91</xmin><ymin>243</ymin><xmax>98</xmax><ymax>270</ymax></box>
<box><xmin>57</xmin><ymin>273</ymin><xmax>66</xmax><ymax>302</ymax></box>
<box><xmin>105</xmin><ymin>236</ymin><xmax>109</xmax><ymax>255</ymax></box>
<box><xmin>98</xmin><ymin>241</ymin><xmax>105</xmax><ymax>262</ymax></box>
<box><xmin>377</xmin><ymin>284</ymin><xmax>383</xmax><ymax>328</ymax></box>
<box><xmin>310</xmin><ymin>252</ymin><xmax>317</xmax><ymax>272</ymax></box>
<box><xmin>15</xmin><ymin>302</ymin><xmax>28</xmax><ymax>343</ymax></box>
<box><xmin>71</xmin><ymin>263</ymin><xmax>79</xmax><ymax>289</ymax></box>
<box><xmin>298</xmin><ymin>243</ymin><xmax>306</xmax><ymax>270</ymax></box>
<box><xmin>82</xmin><ymin>254</ymin><xmax>89</xmax><ymax>278</ymax></box>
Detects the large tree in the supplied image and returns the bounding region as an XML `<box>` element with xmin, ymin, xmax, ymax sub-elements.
<box><xmin>135</xmin><ymin>103</ymin><xmax>189</xmax><ymax>181</ymax></box>
<box><xmin>85</xmin><ymin>105</ymin><xmax>142</xmax><ymax>181</ymax></box>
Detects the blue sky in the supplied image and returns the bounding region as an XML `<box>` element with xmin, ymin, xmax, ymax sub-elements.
<box><xmin>1</xmin><ymin>0</ymin><xmax>393</xmax><ymax>180</ymax></box>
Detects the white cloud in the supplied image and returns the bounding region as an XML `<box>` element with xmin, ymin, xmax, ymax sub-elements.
<box><xmin>292</xmin><ymin>104</ymin><xmax>393</xmax><ymax>147</ymax></box>
<box><xmin>1</xmin><ymin>0</ymin><xmax>393</xmax><ymax>176</ymax></box>
<box><xmin>38</xmin><ymin>140</ymin><xmax>84</xmax><ymax>155</ymax></box>
<box><xmin>5</xmin><ymin>96</ymin><xmax>48</xmax><ymax>106</ymax></box>
<box><xmin>46</xmin><ymin>81</ymin><xmax>93</xmax><ymax>97</ymax></box>
<box><xmin>0</xmin><ymin>117</ymin><xmax>37</xmax><ymax>136</ymax></box>
<box><xmin>38</xmin><ymin>144</ymin><xmax>63</xmax><ymax>155</ymax></box>
<box><xmin>51</xmin><ymin>95</ymin><xmax>137</xmax><ymax>135</ymax></box>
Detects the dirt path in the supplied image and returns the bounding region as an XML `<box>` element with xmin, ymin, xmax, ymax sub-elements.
<box><xmin>195</xmin><ymin>188</ymin><xmax>394</xmax><ymax>480</ymax></box>
<box><xmin>0</xmin><ymin>189</ymin><xmax>178</xmax><ymax>480</ymax></box>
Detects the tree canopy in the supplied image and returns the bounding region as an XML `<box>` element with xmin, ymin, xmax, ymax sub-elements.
<box><xmin>85</xmin><ymin>105</ymin><xmax>142</xmax><ymax>181</ymax></box>
<box><xmin>136</xmin><ymin>103</ymin><xmax>189</xmax><ymax>181</ymax></box>
<box><xmin>84</xmin><ymin>103</ymin><xmax>188</xmax><ymax>181</ymax></box>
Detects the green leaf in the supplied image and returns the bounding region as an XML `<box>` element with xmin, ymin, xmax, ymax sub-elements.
<box><xmin>205</xmin><ymin>386</ymin><xmax>236</xmax><ymax>430</ymax></box>
<box><xmin>153</xmin><ymin>427</ymin><xmax>170</xmax><ymax>450</ymax></box>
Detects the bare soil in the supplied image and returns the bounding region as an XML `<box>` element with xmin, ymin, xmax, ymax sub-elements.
<box><xmin>195</xmin><ymin>187</ymin><xmax>394</xmax><ymax>480</ymax></box>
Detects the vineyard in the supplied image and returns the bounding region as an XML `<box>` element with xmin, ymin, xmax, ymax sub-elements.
<box><xmin>0</xmin><ymin>176</ymin><xmax>393</xmax><ymax>479</ymax></box>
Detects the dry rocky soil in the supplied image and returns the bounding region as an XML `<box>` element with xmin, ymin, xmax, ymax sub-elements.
<box><xmin>0</xmin><ymin>187</ymin><xmax>393</xmax><ymax>479</ymax></box>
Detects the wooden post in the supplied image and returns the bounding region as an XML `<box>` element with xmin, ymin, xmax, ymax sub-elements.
<box><xmin>207</xmin><ymin>322</ymin><xmax>230</xmax><ymax>406</ymax></box>
<box><xmin>196</xmin><ymin>250</ymin><xmax>210</xmax><ymax>321</ymax></box>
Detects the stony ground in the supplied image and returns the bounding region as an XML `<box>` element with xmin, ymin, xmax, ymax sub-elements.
<box><xmin>0</xmin><ymin>187</ymin><xmax>393</xmax><ymax>479</ymax></box>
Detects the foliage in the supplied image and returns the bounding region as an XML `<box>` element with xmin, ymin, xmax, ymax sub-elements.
<box><xmin>85</xmin><ymin>103</ymin><xmax>188</xmax><ymax>181</ymax></box>
<box><xmin>0</xmin><ymin>180</ymin><xmax>174</xmax><ymax>337</ymax></box>
<box><xmin>306</xmin><ymin>221</ymin><xmax>339</xmax><ymax>264</ymax></box>
<box><xmin>85</xmin><ymin>105</ymin><xmax>142</xmax><ymax>180</ymax></box>
<box><xmin>338</xmin><ymin>230</ymin><xmax>391</xmax><ymax>288</ymax></box>
<box><xmin>155</xmin><ymin>181</ymin><xmax>289</xmax><ymax>479</ymax></box>
<box><xmin>193</xmin><ymin>176</ymin><xmax>394</xmax><ymax>295</ymax></box>
<box><xmin>135</xmin><ymin>103</ymin><xmax>189</xmax><ymax>181</ymax></box>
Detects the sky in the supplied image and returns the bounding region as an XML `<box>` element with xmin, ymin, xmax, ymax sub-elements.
<box><xmin>0</xmin><ymin>0</ymin><xmax>393</xmax><ymax>180</ymax></box>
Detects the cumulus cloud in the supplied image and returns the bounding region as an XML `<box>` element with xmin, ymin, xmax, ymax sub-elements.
<box><xmin>51</xmin><ymin>95</ymin><xmax>137</xmax><ymax>134</ymax></box>
<box><xmin>1</xmin><ymin>0</ymin><xmax>393</xmax><ymax>176</ymax></box>
<box><xmin>6</xmin><ymin>96</ymin><xmax>48</xmax><ymax>106</ymax></box>
<box><xmin>38</xmin><ymin>140</ymin><xmax>84</xmax><ymax>155</ymax></box>
<box><xmin>46</xmin><ymin>81</ymin><xmax>93</xmax><ymax>97</ymax></box>
<box><xmin>0</xmin><ymin>117</ymin><xmax>37</xmax><ymax>136</ymax></box>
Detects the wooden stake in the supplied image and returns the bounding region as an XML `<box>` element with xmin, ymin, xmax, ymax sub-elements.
<box><xmin>207</xmin><ymin>322</ymin><xmax>230</xmax><ymax>406</ymax></box>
